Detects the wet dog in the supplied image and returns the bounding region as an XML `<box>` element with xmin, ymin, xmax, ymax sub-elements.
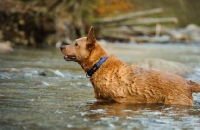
<box><xmin>60</xmin><ymin>26</ymin><xmax>200</xmax><ymax>106</ymax></box>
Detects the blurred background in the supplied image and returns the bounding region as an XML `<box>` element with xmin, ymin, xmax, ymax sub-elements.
<box><xmin>0</xmin><ymin>0</ymin><xmax>200</xmax><ymax>49</ymax></box>
<box><xmin>1</xmin><ymin>1</ymin><xmax>200</xmax><ymax>129</ymax></box>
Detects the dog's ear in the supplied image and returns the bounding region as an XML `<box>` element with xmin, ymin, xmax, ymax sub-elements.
<box><xmin>86</xmin><ymin>26</ymin><xmax>96</xmax><ymax>50</ymax></box>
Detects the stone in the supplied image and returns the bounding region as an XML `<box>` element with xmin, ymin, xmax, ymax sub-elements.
<box><xmin>129</xmin><ymin>58</ymin><xmax>194</xmax><ymax>76</ymax></box>
<box><xmin>39</xmin><ymin>69</ymin><xmax>65</xmax><ymax>77</ymax></box>
<box><xmin>0</xmin><ymin>42</ymin><xmax>14</xmax><ymax>53</ymax></box>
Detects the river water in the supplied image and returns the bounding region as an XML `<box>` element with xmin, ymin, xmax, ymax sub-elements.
<box><xmin>0</xmin><ymin>43</ymin><xmax>200</xmax><ymax>130</ymax></box>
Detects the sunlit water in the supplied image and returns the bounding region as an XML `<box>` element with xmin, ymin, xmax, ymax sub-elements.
<box><xmin>0</xmin><ymin>43</ymin><xmax>200</xmax><ymax>130</ymax></box>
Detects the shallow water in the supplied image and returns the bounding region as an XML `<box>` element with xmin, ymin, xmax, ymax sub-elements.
<box><xmin>0</xmin><ymin>43</ymin><xmax>200</xmax><ymax>130</ymax></box>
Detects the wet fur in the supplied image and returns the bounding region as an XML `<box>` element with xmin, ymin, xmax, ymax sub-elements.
<box><xmin>61</xmin><ymin>26</ymin><xmax>200</xmax><ymax>106</ymax></box>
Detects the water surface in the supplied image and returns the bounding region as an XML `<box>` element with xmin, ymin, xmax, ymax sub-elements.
<box><xmin>0</xmin><ymin>43</ymin><xmax>200</xmax><ymax>129</ymax></box>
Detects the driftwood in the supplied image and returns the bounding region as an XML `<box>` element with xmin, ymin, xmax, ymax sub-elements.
<box><xmin>99</xmin><ymin>17</ymin><xmax>178</xmax><ymax>27</ymax></box>
<box><xmin>99</xmin><ymin>25</ymin><xmax>174</xmax><ymax>43</ymax></box>
<box><xmin>100</xmin><ymin>26</ymin><xmax>170</xmax><ymax>37</ymax></box>
<box><xmin>93</xmin><ymin>8</ymin><xmax>179</xmax><ymax>43</ymax></box>
<box><xmin>94</xmin><ymin>8</ymin><xmax>163</xmax><ymax>24</ymax></box>
<box><xmin>119</xmin><ymin>17</ymin><xmax>178</xmax><ymax>26</ymax></box>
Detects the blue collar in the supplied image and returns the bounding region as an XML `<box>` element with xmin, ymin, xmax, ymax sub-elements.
<box><xmin>86</xmin><ymin>56</ymin><xmax>108</xmax><ymax>78</ymax></box>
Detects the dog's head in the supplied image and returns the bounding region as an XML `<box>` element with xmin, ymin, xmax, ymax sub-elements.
<box><xmin>60</xmin><ymin>26</ymin><xmax>97</xmax><ymax>63</ymax></box>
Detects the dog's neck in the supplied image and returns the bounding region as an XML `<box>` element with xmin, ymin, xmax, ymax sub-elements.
<box><xmin>86</xmin><ymin>56</ymin><xmax>108</xmax><ymax>78</ymax></box>
<box><xmin>78</xmin><ymin>43</ymin><xmax>108</xmax><ymax>73</ymax></box>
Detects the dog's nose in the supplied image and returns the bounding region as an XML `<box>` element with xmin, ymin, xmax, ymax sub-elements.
<box><xmin>60</xmin><ymin>45</ymin><xmax>65</xmax><ymax>51</ymax></box>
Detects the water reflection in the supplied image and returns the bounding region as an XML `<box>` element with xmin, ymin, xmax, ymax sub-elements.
<box><xmin>88</xmin><ymin>102</ymin><xmax>192</xmax><ymax>117</ymax></box>
<box><xmin>80</xmin><ymin>102</ymin><xmax>200</xmax><ymax>129</ymax></box>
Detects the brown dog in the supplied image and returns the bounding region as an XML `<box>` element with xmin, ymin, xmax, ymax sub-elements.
<box><xmin>60</xmin><ymin>26</ymin><xmax>200</xmax><ymax>106</ymax></box>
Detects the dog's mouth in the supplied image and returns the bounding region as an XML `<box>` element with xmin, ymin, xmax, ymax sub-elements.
<box><xmin>64</xmin><ymin>55</ymin><xmax>77</xmax><ymax>62</ymax></box>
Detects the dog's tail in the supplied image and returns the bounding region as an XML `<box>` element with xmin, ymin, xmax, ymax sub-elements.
<box><xmin>189</xmin><ymin>80</ymin><xmax>200</xmax><ymax>92</ymax></box>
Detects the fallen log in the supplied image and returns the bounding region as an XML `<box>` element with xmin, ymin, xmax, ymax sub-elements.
<box><xmin>122</xmin><ymin>17</ymin><xmax>178</xmax><ymax>26</ymax></box>
<box><xmin>100</xmin><ymin>27</ymin><xmax>142</xmax><ymax>36</ymax></box>
<box><xmin>100</xmin><ymin>33</ymin><xmax>171</xmax><ymax>43</ymax></box>
<box><xmin>99</xmin><ymin>26</ymin><xmax>172</xmax><ymax>43</ymax></box>
<box><xmin>94</xmin><ymin>8</ymin><xmax>163</xmax><ymax>24</ymax></box>
<box><xmin>99</xmin><ymin>17</ymin><xmax>178</xmax><ymax>27</ymax></box>
<box><xmin>100</xmin><ymin>31</ymin><xmax>131</xmax><ymax>42</ymax></box>
<box><xmin>92</xmin><ymin>6</ymin><xmax>181</xmax><ymax>44</ymax></box>
<box><xmin>99</xmin><ymin>26</ymin><xmax>170</xmax><ymax>37</ymax></box>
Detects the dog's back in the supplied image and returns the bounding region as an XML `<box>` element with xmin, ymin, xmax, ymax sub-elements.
<box><xmin>90</xmin><ymin>54</ymin><xmax>196</xmax><ymax>105</ymax></box>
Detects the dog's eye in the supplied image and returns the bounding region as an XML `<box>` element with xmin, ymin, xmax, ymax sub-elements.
<box><xmin>75</xmin><ymin>42</ymin><xmax>78</xmax><ymax>46</ymax></box>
